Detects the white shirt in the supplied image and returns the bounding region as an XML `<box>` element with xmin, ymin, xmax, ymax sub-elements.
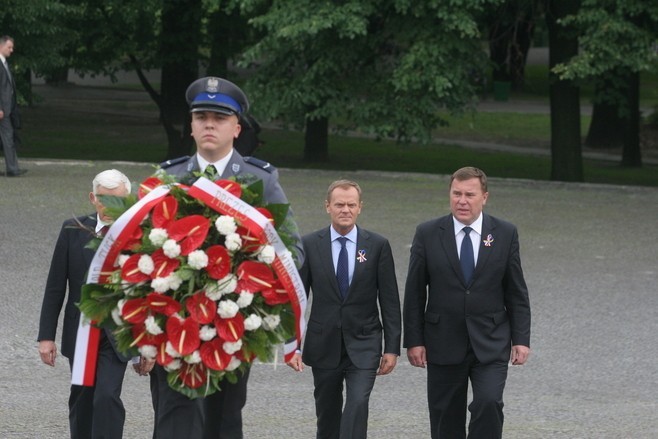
<box><xmin>330</xmin><ymin>226</ymin><xmax>357</xmax><ymax>285</ymax></box>
<box><xmin>453</xmin><ymin>214</ymin><xmax>483</xmax><ymax>264</ymax></box>
<box><xmin>197</xmin><ymin>150</ymin><xmax>234</xmax><ymax>177</ymax></box>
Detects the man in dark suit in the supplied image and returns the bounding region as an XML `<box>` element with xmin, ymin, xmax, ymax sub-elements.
<box><xmin>287</xmin><ymin>179</ymin><xmax>401</xmax><ymax>439</ymax></box>
<box><xmin>0</xmin><ymin>35</ymin><xmax>25</xmax><ymax>177</ymax></box>
<box><xmin>152</xmin><ymin>76</ymin><xmax>303</xmax><ymax>439</ymax></box>
<box><xmin>404</xmin><ymin>166</ymin><xmax>531</xmax><ymax>439</ymax></box>
<box><xmin>37</xmin><ymin>169</ymin><xmax>146</xmax><ymax>439</ymax></box>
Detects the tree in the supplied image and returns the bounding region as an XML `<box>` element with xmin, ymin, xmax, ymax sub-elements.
<box><xmin>239</xmin><ymin>0</ymin><xmax>501</xmax><ymax>162</ymax></box>
<box><xmin>553</xmin><ymin>1</ymin><xmax>658</xmax><ymax>167</ymax></box>
<box><xmin>546</xmin><ymin>0</ymin><xmax>583</xmax><ymax>182</ymax></box>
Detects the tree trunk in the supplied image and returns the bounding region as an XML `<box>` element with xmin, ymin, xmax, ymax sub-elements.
<box><xmin>586</xmin><ymin>93</ymin><xmax>624</xmax><ymax>149</ymax></box>
<box><xmin>304</xmin><ymin>117</ymin><xmax>329</xmax><ymax>162</ymax></box>
<box><xmin>160</xmin><ymin>0</ymin><xmax>202</xmax><ymax>158</ymax></box>
<box><xmin>546</xmin><ymin>0</ymin><xmax>583</xmax><ymax>182</ymax></box>
<box><xmin>621</xmin><ymin>71</ymin><xmax>642</xmax><ymax>167</ymax></box>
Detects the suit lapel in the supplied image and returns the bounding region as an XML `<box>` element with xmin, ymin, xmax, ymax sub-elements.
<box><xmin>438</xmin><ymin>216</ymin><xmax>464</xmax><ymax>284</ymax></box>
<box><xmin>221</xmin><ymin>150</ymin><xmax>243</xmax><ymax>179</ymax></box>
<box><xmin>348</xmin><ymin>227</ymin><xmax>370</xmax><ymax>299</ymax></box>
<box><xmin>316</xmin><ymin>228</ymin><xmax>343</xmax><ymax>301</ymax></box>
<box><xmin>473</xmin><ymin>213</ymin><xmax>496</xmax><ymax>280</ymax></box>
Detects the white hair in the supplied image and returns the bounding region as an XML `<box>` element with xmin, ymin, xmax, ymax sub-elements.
<box><xmin>92</xmin><ymin>169</ymin><xmax>131</xmax><ymax>194</ymax></box>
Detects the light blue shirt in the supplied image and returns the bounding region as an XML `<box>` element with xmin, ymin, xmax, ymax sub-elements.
<box><xmin>330</xmin><ymin>226</ymin><xmax>357</xmax><ymax>286</ymax></box>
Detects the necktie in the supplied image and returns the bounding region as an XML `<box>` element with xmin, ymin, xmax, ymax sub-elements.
<box><xmin>2</xmin><ymin>60</ymin><xmax>12</xmax><ymax>84</ymax></box>
<box><xmin>99</xmin><ymin>225</ymin><xmax>109</xmax><ymax>237</ymax></box>
<box><xmin>204</xmin><ymin>164</ymin><xmax>218</xmax><ymax>180</ymax></box>
<box><xmin>460</xmin><ymin>226</ymin><xmax>475</xmax><ymax>284</ymax></box>
<box><xmin>336</xmin><ymin>237</ymin><xmax>349</xmax><ymax>300</ymax></box>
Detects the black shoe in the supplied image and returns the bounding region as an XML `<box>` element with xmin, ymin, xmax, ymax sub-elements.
<box><xmin>7</xmin><ymin>169</ymin><xmax>27</xmax><ymax>177</ymax></box>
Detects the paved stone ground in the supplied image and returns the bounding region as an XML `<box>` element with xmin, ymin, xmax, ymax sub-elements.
<box><xmin>1</xmin><ymin>161</ymin><xmax>657</xmax><ymax>438</ymax></box>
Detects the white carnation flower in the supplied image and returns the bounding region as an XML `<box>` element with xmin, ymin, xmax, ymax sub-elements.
<box><xmin>262</xmin><ymin>314</ymin><xmax>281</xmax><ymax>331</ymax></box>
<box><xmin>116</xmin><ymin>254</ymin><xmax>130</xmax><ymax>268</ymax></box>
<box><xmin>257</xmin><ymin>245</ymin><xmax>276</xmax><ymax>264</ymax></box>
<box><xmin>199</xmin><ymin>325</ymin><xmax>217</xmax><ymax>341</ymax></box>
<box><xmin>165</xmin><ymin>341</ymin><xmax>181</xmax><ymax>358</ymax></box>
<box><xmin>187</xmin><ymin>250</ymin><xmax>208</xmax><ymax>270</ymax></box>
<box><xmin>244</xmin><ymin>314</ymin><xmax>262</xmax><ymax>331</ymax></box>
<box><xmin>224</xmin><ymin>233</ymin><xmax>242</xmax><ymax>251</ymax></box>
<box><xmin>144</xmin><ymin>315</ymin><xmax>163</xmax><ymax>335</ymax></box>
<box><xmin>164</xmin><ymin>359</ymin><xmax>182</xmax><ymax>371</ymax></box>
<box><xmin>205</xmin><ymin>274</ymin><xmax>237</xmax><ymax>300</ymax></box>
<box><xmin>162</xmin><ymin>239</ymin><xmax>181</xmax><ymax>258</ymax></box>
<box><xmin>166</xmin><ymin>273</ymin><xmax>183</xmax><ymax>291</ymax></box>
<box><xmin>226</xmin><ymin>357</ymin><xmax>242</xmax><ymax>371</ymax></box>
<box><xmin>149</xmin><ymin>228</ymin><xmax>169</xmax><ymax>247</ymax></box>
<box><xmin>237</xmin><ymin>292</ymin><xmax>254</xmax><ymax>308</ymax></box>
<box><xmin>223</xmin><ymin>339</ymin><xmax>243</xmax><ymax>355</ymax></box>
<box><xmin>138</xmin><ymin>345</ymin><xmax>157</xmax><ymax>359</ymax></box>
<box><xmin>151</xmin><ymin>277</ymin><xmax>169</xmax><ymax>293</ymax></box>
<box><xmin>184</xmin><ymin>350</ymin><xmax>202</xmax><ymax>364</ymax></box>
<box><xmin>138</xmin><ymin>254</ymin><xmax>154</xmax><ymax>275</ymax></box>
<box><xmin>215</xmin><ymin>215</ymin><xmax>238</xmax><ymax>235</ymax></box>
<box><xmin>111</xmin><ymin>307</ymin><xmax>123</xmax><ymax>326</ymax></box>
<box><xmin>217</xmin><ymin>300</ymin><xmax>239</xmax><ymax>319</ymax></box>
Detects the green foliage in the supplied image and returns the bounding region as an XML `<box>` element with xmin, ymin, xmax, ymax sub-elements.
<box><xmin>239</xmin><ymin>0</ymin><xmax>502</xmax><ymax>143</ymax></box>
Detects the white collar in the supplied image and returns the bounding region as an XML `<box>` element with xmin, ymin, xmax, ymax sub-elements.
<box><xmin>196</xmin><ymin>150</ymin><xmax>234</xmax><ymax>177</ymax></box>
<box><xmin>453</xmin><ymin>213</ymin><xmax>483</xmax><ymax>236</ymax></box>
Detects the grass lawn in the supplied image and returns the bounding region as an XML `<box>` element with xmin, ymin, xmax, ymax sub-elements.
<box><xmin>17</xmin><ymin>72</ymin><xmax>658</xmax><ymax>188</ymax></box>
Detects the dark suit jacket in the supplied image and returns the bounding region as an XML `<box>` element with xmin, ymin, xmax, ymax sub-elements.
<box><xmin>0</xmin><ymin>59</ymin><xmax>17</xmax><ymax>121</ymax></box>
<box><xmin>37</xmin><ymin>215</ymin><xmax>128</xmax><ymax>362</ymax></box>
<box><xmin>300</xmin><ymin>226</ymin><xmax>401</xmax><ymax>370</ymax></box>
<box><xmin>403</xmin><ymin>213</ymin><xmax>530</xmax><ymax>365</ymax></box>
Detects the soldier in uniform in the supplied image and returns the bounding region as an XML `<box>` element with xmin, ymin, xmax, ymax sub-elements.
<box><xmin>151</xmin><ymin>77</ymin><xmax>303</xmax><ymax>439</ymax></box>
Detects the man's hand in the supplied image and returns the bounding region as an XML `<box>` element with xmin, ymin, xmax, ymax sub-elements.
<box><xmin>286</xmin><ymin>352</ymin><xmax>304</xmax><ymax>372</ymax></box>
<box><xmin>132</xmin><ymin>357</ymin><xmax>156</xmax><ymax>376</ymax></box>
<box><xmin>376</xmin><ymin>353</ymin><xmax>398</xmax><ymax>375</ymax></box>
<box><xmin>511</xmin><ymin>345</ymin><xmax>530</xmax><ymax>365</ymax></box>
<box><xmin>407</xmin><ymin>346</ymin><xmax>427</xmax><ymax>368</ymax></box>
<box><xmin>39</xmin><ymin>340</ymin><xmax>57</xmax><ymax>367</ymax></box>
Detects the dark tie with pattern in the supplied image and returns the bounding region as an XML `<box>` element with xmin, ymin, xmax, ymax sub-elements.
<box><xmin>204</xmin><ymin>164</ymin><xmax>218</xmax><ymax>180</ymax></box>
<box><xmin>336</xmin><ymin>237</ymin><xmax>349</xmax><ymax>300</ymax></box>
<box><xmin>460</xmin><ymin>226</ymin><xmax>474</xmax><ymax>284</ymax></box>
<box><xmin>99</xmin><ymin>225</ymin><xmax>109</xmax><ymax>237</ymax></box>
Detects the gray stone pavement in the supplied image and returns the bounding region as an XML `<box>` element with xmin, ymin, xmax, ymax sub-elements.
<box><xmin>1</xmin><ymin>161</ymin><xmax>657</xmax><ymax>438</ymax></box>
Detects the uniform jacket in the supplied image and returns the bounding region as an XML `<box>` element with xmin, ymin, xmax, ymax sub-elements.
<box><xmin>162</xmin><ymin>151</ymin><xmax>304</xmax><ymax>264</ymax></box>
<box><xmin>37</xmin><ymin>215</ymin><xmax>129</xmax><ymax>362</ymax></box>
<box><xmin>300</xmin><ymin>226</ymin><xmax>401</xmax><ymax>369</ymax></box>
<box><xmin>403</xmin><ymin>213</ymin><xmax>531</xmax><ymax>365</ymax></box>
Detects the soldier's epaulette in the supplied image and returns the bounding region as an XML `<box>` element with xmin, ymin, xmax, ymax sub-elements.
<box><xmin>159</xmin><ymin>156</ymin><xmax>190</xmax><ymax>169</ymax></box>
<box><xmin>243</xmin><ymin>156</ymin><xmax>276</xmax><ymax>173</ymax></box>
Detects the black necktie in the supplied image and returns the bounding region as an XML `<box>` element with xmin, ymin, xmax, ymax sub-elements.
<box><xmin>460</xmin><ymin>226</ymin><xmax>474</xmax><ymax>284</ymax></box>
<box><xmin>204</xmin><ymin>164</ymin><xmax>218</xmax><ymax>180</ymax></box>
<box><xmin>336</xmin><ymin>237</ymin><xmax>349</xmax><ymax>300</ymax></box>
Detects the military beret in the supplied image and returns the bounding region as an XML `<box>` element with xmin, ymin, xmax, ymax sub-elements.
<box><xmin>185</xmin><ymin>77</ymin><xmax>250</xmax><ymax>116</ymax></box>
